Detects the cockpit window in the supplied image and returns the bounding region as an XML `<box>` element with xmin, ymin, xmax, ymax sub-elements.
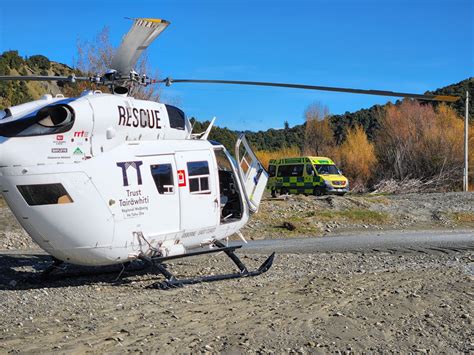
<box><xmin>0</xmin><ymin>104</ymin><xmax>75</xmax><ymax>137</ymax></box>
<box><xmin>165</xmin><ymin>104</ymin><xmax>186</xmax><ymax>130</ymax></box>
<box><xmin>0</xmin><ymin>108</ymin><xmax>12</xmax><ymax>120</ymax></box>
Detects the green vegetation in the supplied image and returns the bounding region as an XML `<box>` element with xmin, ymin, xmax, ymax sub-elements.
<box><xmin>27</xmin><ymin>55</ymin><xmax>51</xmax><ymax>71</ymax></box>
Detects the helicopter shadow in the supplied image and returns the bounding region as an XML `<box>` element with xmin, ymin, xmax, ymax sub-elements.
<box><xmin>0</xmin><ymin>251</ymin><xmax>155</xmax><ymax>291</ymax></box>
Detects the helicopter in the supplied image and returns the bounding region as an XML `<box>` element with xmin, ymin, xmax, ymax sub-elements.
<box><xmin>0</xmin><ymin>18</ymin><xmax>459</xmax><ymax>289</ymax></box>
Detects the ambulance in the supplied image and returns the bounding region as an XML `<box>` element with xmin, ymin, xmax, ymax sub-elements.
<box><xmin>267</xmin><ymin>156</ymin><xmax>349</xmax><ymax>196</ymax></box>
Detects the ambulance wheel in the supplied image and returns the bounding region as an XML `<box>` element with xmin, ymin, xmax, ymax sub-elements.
<box><xmin>313</xmin><ymin>188</ymin><xmax>323</xmax><ymax>196</ymax></box>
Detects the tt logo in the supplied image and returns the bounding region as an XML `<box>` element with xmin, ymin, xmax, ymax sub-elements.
<box><xmin>116</xmin><ymin>161</ymin><xmax>143</xmax><ymax>187</ymax></box>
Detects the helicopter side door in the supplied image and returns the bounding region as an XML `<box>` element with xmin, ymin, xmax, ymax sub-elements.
<box><xmin>176</xmin><ymin>149</ymin><xmax>219</xmax><ymax>231</ymax></box>
<box><xmin>145</xmin><ymin>155</ymin><xmax>181</xmax><ymax>234</ymax></box>
<box><xmin>235</xmin><ymin>134</ymin><xmax>268</xmax><ymax>213</ymax></box>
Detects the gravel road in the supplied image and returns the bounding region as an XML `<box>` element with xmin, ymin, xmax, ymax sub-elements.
<box><xmin>240</xmin><ymin>229</ymin><xmax>474</xmax><ymax>254</ymax></box>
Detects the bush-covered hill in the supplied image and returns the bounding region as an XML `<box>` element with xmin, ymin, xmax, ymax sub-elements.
<box><xmin>0</xmin><ymin>50</ymin><xmax>81</xmax><ymax>109</ymax></box>
<box><xmin>195</xmin><ymin>77</ymin><xmax>472</xmax><ymax>152</ymax></box>
<box><xmin>0</xmin><ymin>50</ymin><xmax>471</xmax><ymax>153</ymax></box>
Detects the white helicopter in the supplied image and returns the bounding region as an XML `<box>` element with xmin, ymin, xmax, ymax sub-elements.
<box><xmin>0</xmin><ymin>18</ymin><xmax>459</xmax><ymax>288</ymax></box>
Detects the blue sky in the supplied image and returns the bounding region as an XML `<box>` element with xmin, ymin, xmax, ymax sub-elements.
<box><xmin>0</xmin><ymin>0</ymin><xmax>472</xmax><ymax>131</ymax></box>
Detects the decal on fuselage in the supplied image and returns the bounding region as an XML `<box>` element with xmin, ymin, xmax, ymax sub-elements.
<box><xmin>177</xmin><ymin>169</ymin><xmax>186</xmax><ymax>187</ymax></box>
<box><xmin>73</xmin><ymin>130</ymin><xmax>89</xmax><ymax>138</ymax></box>
<box><xmin>116</xmin><ymin>160</ymin><xmax>150</xmax><ymax>219</ymax></box>
<box><xmin>117</xmin><ymin>105</ymin><xmax>162</xmax><ymax>129</ymax></box>
<box><xmin>116</xmin><ymin>161</ymin><xmax>143</xmax><ymax>187</ymax></box>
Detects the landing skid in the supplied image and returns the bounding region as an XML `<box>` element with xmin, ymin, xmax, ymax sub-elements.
<box><xmin>142</xmin><ymin>241</ymin><xmax>275</xmax><ymax>290</ymax></box>
<box><xmin>40</xmin><ymin>257</ymin><xmax>65</xmax><ymax>280</ymax></box>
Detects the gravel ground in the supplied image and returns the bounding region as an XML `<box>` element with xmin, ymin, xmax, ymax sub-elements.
<box><xmin>244</xmin><ymin>192</ymin><xmax>474</xmax><ymax>239</ymax></box>
<box><xmin>0</xmin><ymin>250</ymin><xmax>472</xmax><ymax>353</ymax></box>
<box><xmin>0</xmin><ymin>193</ymin><xmax>472</xmax><ymax>353</ymax></box>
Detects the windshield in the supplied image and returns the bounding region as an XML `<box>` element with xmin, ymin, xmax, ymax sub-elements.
<box><xmin>315</xmin><ymin>164</ymin><xmax>340</xmax><ymax>175</ymax></box>
<box><xmin>0</xmin><ymin>109</ymin><xmax>11</xmax><ymax>120</ymax></box>
<box><xmin>0</xmin><ymin>103</ymin><xmax>75</xmax><ymax>137</ymax></box>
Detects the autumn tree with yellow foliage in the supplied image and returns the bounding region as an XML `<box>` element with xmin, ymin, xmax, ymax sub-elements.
<box><xmin>334</xmin><ymin>125</ymin><xmax>377</xmax><ymax>187</ymax></box>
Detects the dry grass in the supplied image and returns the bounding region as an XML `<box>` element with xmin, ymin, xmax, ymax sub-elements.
<box><xmin>450</xmin><ymin>212</ymin><xmax>474</xmax><ymax>223</ymax></box>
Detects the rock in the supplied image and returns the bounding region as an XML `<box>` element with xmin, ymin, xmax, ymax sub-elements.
<box><xmin>282</xmin><ymin>222</ymin><xmax>296</xmax><ymax>231</ymax></box>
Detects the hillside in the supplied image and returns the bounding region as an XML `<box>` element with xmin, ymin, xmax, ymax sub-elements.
<box><xmin>0</xmin><ymin>51</ymin><xmax>82</xmax><ymax>109</ymax></box>
<box><xmin>0</xmin><ymin>50</ymin><xmax>471</xmax><ymax>154</ymax></box>
<box><xmin>195</xmin><ymin>78</ymin><xmax>473</xmax><ymax>152</ymax></box>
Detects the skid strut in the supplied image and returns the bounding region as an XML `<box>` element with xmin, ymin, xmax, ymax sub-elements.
<box><xmin>143</xmin><ymin>241</ymin><xmax>275</xmax><ymax>290</ymax></box>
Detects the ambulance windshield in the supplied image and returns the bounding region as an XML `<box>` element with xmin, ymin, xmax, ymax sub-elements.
<box><xmin>315</xmin><ymin>164</ymin><xmax>340</xmax><ymax>175</ymax></box>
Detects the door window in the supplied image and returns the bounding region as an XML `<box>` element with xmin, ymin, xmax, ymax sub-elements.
<box><xmin>150</xmin><ymin>164</ymin><xmax>175</xmax><ymax>194</ymax></box>
<box><xmin>187</xmin><ymin>161</ymin><xmax>211</xmax><ymax>194</ymax></box>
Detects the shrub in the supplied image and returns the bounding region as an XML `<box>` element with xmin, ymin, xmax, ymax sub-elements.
<box><xmin>27</xmin><ymin>55</ymin><xmax>50</xmax><ymax>70</ymax></box>
<box><xmin>1</xmin><ymin>51</ymin><xmax>24</xmax><ymax>70</ymax></box>
<box><xmin>376</xmin><ymin>100</ymin><xmax>465</xmax><ymax>189</ymax></box>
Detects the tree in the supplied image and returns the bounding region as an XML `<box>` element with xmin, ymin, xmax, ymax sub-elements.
<box><xmin>1</xmin><ymin>51</ymin><xmax>24</xmax><ymax>70</ymax></box>
<box><xmin>335</xmin><ymin>125</ymin><xmax>377</xmax><ymax>187</ymax></box>
<box><xmin>303</xmin><ymin>102</ymin><xmax>335</xmax><ymax>156</ymax></box>
<box><xmin>73</xmin><ymin>27</ymin><xmax>161</xmax><ymax>101</ymax></box>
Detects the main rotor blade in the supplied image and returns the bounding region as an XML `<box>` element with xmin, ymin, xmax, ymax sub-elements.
<box><xmin>161</xmin><ymin>78</ymin><xmax>460</xmax><ymax>102</ymax></box>
<box><xmin>111</xmin><ymin>18</ymin><xmax>170</xmax><ymax>75</ymax></box>
<box><xmin>0</xmin><ymin>75</ymin><xmax>89</xmax><ymax>82</ymax></box>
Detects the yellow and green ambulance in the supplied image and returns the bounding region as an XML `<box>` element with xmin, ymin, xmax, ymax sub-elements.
<box><xmin>267</xmin><ymin>156</ymin><xmax>349</xmax><ymax>197</ymax></box>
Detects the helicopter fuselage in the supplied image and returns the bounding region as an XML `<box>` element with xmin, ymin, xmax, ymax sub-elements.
<box><xmin>0</xmin><ymin>92</ymin><xmax>267</xmax><ymax>266</ymax></box>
